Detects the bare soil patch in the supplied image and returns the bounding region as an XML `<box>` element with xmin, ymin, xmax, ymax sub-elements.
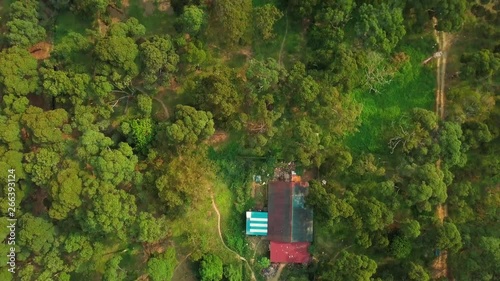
<box><xmin>29</xmin><ymin>42</ymin><xmax>52</xmax><ymax>60</ymax></box>
<box><xmin>206</xmin><ymin>130</ymin><xmax>229</xmax><ymax>145</ymax></box>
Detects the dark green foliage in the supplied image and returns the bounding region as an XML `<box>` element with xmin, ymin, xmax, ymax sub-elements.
<box><xmin>319</xmin><ymin>250</ymin><xmax>377</xmax><ymax>281</ymax></box>
<box><xmin>389</xmin><ymin>235</ymin><xmax>412</xmax><ymax>259</ymax></box>
<box><xmin>0</xmin><ymin>47</ymin><xmax>39</xmax><ymax>96</ymax></box>
<box><xmin>161</xmin><ymin>105</ymin><xmax>215</xmax><ymax>146</ymax></box>
<box><xmin>253</xmin><ymin>4</ymin><xmax>284</xmax><ymax>40</ymax></box>
<box><xmin>211</xmin><ymin>0</ymin><xmax>252</xmax><ymax>45</ymax></box>
<box><xmin>436</xmin><ymin>222</ymin><xmax>463</xmax><ymax>253</ymax></box>
<box><xmin>147</xmin><ymin>248</ymin><xmax>177</xmax><ymax>281</ymax></box>
<box><xmin>140</xmin><ymin>35</ymin><xmax>179</xmax><ymax>87</ymax></box>
<box><xmin>460</xmin><ymin>49</ymin><xmax>500</xmax><ymax>80</ymax></box>
<box><xmin>177</xmin><ymin>5</ymin><xmax>205</xmax><ymax>35</ymax></box>
<box><xmin>355</xmin><ymin>3</ymin><xmax>406</xmax><ymax>53</ymax></box>
<box><xmin>199</xmin><ymin>254</ymin><xmax>223</xmax><ymax>281</ymax></box>
<box><xmin>6</xmin><ymin>0</ymin><xmax>46</xmax><ymax>47</ymax></box>
<box><xmin>129</xmin><ymin>118</ymin><xmax>155</xmax><ymax>152</ymax></box>
<box><xmin>193</xmin><ymin>67</ymin><xmax>242</xmax><ymax>123</ymax></box>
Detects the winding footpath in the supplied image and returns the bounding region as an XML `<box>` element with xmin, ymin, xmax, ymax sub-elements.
<box><xmin>210</xmin><ymin>194</ymin><xmax>257</xmax><ymax>281</ymax></box>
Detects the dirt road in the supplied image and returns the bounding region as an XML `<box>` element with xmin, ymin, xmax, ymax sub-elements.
<box><xmin>432</xmin><ymin>21</ymin><xmax>454</xmax><ymax>280</ymax></box>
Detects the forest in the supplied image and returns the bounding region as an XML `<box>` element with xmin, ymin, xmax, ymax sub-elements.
<box><xmin>0</xmin><ymin>0</ymin><xmax>498</xmax><ymax>280</ymax></box>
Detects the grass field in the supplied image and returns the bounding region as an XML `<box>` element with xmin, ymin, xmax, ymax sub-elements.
<box><xmin>347</xmin><ymin>39</ymin><xmax>436</xmax><ymax>154</ymax></box>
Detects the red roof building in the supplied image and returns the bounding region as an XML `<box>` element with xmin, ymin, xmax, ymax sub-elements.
<box><xmin>270</xmin><ymin>241</ymin><xmax>311</xmax><ymax>264</ymax></box>
<box><xmin>267</xmin><ymin>181</ymin><xmax>313</xmax><ymax>242</ymax></box>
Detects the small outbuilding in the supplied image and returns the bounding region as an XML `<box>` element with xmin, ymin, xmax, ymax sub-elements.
<box><xmin>246</xmin><ymin>211</ymin><xmax>268</xmax><ymax>236</ymax></box>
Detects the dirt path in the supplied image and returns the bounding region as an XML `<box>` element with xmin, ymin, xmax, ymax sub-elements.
<box><xmin>267</xmin><ymin>263</ymin><xmax>286</xmax><ymax>281</ymax></box>
<box><xmin>432</xmin><ymin>19</ymin><xmax>454</xmax><ymax>280</ymax></box>
<box><xmin>210</xmin><ymin>195</ymin><xmax>257</xmax><ymax>281</ymax></box>
<box><xmin>278</xmin><ymin>12</ymin><xmax>289</xmax><ymax>66</ymax></box>
<box><xmin>153</xmin><ymin>96</ymin><xmax>170</xmax><ymax>119</ymax></box>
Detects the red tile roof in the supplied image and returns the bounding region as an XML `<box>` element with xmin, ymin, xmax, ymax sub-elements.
<box><xmin>270</xmin><ymin>241</ymin><xmax>311</xmax><ymax>263</ymax></box>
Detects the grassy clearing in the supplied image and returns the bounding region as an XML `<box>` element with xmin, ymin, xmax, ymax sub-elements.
<box><xmin>54</xmin><ymin>11</ymin><xmax>91</xmax><ymax>44</ymax></box>
<box><xmin>347</xmin><ymin>38</ymin><xmax>436</xmax><ymax>154</ymax></box>
<box><xmin>127</xmin><ymin>0</ymin><xmax>176</xmax><ymax>35</ymax></box>
<box><xmin>252</xmin><ymin>11</ymin><xmax>305</xmax><ymax>67</ymax></box>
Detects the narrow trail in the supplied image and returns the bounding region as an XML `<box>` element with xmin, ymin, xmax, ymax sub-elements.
<box><xmin>210</xmin><ymin>195</ymin><xmax>257</xmax><ymax>281</ymax></box>
<box><xmin>278</xmin><ymin>12</ymin><xmax>289</xmax><ymax>66</ymax></box>
<box><xmin>152</xmin><ymin>96</ymin><xmax>170</xmax><ymax>119</ymax></box>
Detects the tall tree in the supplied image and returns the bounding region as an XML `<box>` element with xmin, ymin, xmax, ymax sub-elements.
<box><xmin>140</xmin><ymin>35</ymin><xmax>179</xmax><ymax>87</ymax></box>
<box><xmin>176</xmin><ymin>5</ymin><xmax>205</xmax><ymax>35</ymax></box>
<box><xmin>6</xmin><ymin>0</ymin><xmax>46</xmax><ymax>47</ymax></box>
<box><xmin>319</xmin><ymin>250</ymin><xmax>377</xmax><ymax>281</ymax></box>
<box><xmin>253</xmin><ymin>4</ymin><xmax>284</xmax><ymax>40</ymax></box>
<box><xmin>0</xmin><ymin>47</ymin><xmax>39</xmax><ymax>96</ymax></box>
<box><xmin>161</xmin><ymin>105</ymin><xmax>215</xmax><ymax>146</ymax></box>
<box><xmin>211</xmin><ymin>0</ymin><xmax>252</xmax><ymax>45</ymax></box>
<box><xmin>199</xmin><ymin>254</ymin><xmax>223</xmax><ymax>281</ymax></box>
<box><xmin>355</xmin><ymin>3</ymin><xmax>406</xmax><ymax>53</ymax></box>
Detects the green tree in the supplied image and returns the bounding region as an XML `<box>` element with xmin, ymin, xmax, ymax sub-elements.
<box><xmin>403</xmin><ymin>163</ymin><xmax>447</xmax><ymax>212</ymax></box>
<box><xmin>319</xmin><ymin>250</ymin><xmax>377</xmax><ymax>281</ymax></box>
<box><xmin>156</xmin><ymin>153</ymin><xmax>211</xmax><ymax>209</ymax></box>
<box><xmin>434</xmin><ymin>0</ymin><xmax>467</xmax><ymax>32</ymax></box>
<box><xmin>355</xmin><ymin>3</ymin><xmax>405</xmax><ymax>53</ymax></box>
<box><xmin>200</xmin><ymin>254</ymin><xmax>223</xmax><ymax>281</ymax></box>
<box><xmin>439</xmin><ymin>121</ymin><xmax>467</xmax><ymax>168</ymax></box>
<box><xmin>253</xmin><ymin>4</ymin><xmax>284</xmax><ymax>40</ymax></box>
<box><xmin>460</xmin><ymin>49</ymin><xmax>500</xmax><ymax>80</ymax></box>
<box><xmin>18</xmin><ymin>214</ymin><xmax>56</xmax><ymax>256</ymax></box>
<box><xmin>223</xmin><ymin>263</ymin><xmax>242</xmax><ymax>281</ymax></box>
<box><xmin>436</xmin><ymin>222</ymin><xmax>463</xmax><ymax>253</ymax></box>
<box><xmin>177</xmin><ymin>5</ymin><xmax>205</xmax><ymax>35</ymax></box>
<box><xmin>137</xmin><ymin>94</ymin><xmax>153</xmax><ymax>115</ymax></box>
<box><xmin>147</xmin><ymin>248</ymin><xmax>177</xmax><ymax>281</ymax></box>
<box><xmin>21</xmin><ymin>107</ymin><xmax>69</xmax><ymax>144</ymax></box>
<box><xmin>24</xmin><ymin>148</ymin><xmax>61</xmax><ymax>187</ymax></box>
<box><xmin>90</xmin><ymin>142</ymin><xmax>138</xmax><ymax>186</ymax></box>
<box><xmin>212</xmin><ymin>0</ymin><xmax>252</xmax><ymax>45</ymax></box>
<box><xmin>194</xmin><ymin>68</ymin><xmax>242</xmax><ymax>122</ymax></box>
<box><xmin>82</xmin><ymin>183</ymin><xmax>137</xmax><ymax>240</ymax></box>
<box><xmin>0</xmin><ymin>47</ymin><xmax>38</xmax><ymax>96</ymax></box>
<box><xmin>137</xmin><ymin>212</ymin><xmax>167</xmax><ymax>243</ymax></box>
<box><xmin>162</xmin><ymin>105</ymin><xmax>215</xmax><ymax>146</ymax></box>
<box><xmin>407</xmin><ymin>262</ymin><xmax>430</xmax><ymax>281</ymax></box>
<box><xmin>140</xmin><ymin>35</ymin><xmax>179</xmax><ymax>87</ymax></box>
<box><xmin>129</xmin><ymin>118</ymin><xmax>155</xmax><ymax>152</ymax></box>
<box><xmin>48</xmin><ymin>165</ymin><xmax>83</xmax><ymax>220</ymax></box>
<box><xmin>6</xmin><ymin>0</ymin><xmax>46</xmax><ymax>47</ymax></box>
<box><xmin>94</xmin><ymin>35</ymin><xmax>139</xmax><ymax>88</ymax></box>
<box><xmin>401</xmin><ymin>219</ymin><xmax>421</xmax><ymax>239</ymax></box>
<box><xmin>103</xmin><ymin>256</ymin><xmax>126</xmax><ymax>281</ymax></box>
<box><xmin>389</xmin><ymin>235</ymin><xmax>412</xmax><ymax>259</ymax></box>
<box><xmin>246</xmin><ymin>58</ymin><xmax>284</xmax><ymax>93</ymax></box>
<box><xmin>72</xmin><ymin>0</ymin><xmax>110</xmax><ymax>16</ymax></box>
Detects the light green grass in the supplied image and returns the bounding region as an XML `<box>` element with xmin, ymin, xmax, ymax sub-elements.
<box><xmin>347</xmin><ymin>45</ymin><xmax>435</xmax><ymax>154</ymax></box>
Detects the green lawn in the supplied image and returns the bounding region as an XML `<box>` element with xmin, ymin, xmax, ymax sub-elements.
<box><xmin>347</xmin><ymin>41</ymin><xmax>436</xmax><ymax>154</ymax></box>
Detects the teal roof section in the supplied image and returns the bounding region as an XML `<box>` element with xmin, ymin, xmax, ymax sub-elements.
<box><xmin>246</xmin><ymin>212</ymin><xmax>268</xmax><ymax>236</ymax></box>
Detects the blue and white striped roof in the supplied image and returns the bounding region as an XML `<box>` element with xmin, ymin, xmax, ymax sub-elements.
<box><xmin>246</xmin><ymin>212</ymin><xmax>268</xmax><ymax>236</ymax></box>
